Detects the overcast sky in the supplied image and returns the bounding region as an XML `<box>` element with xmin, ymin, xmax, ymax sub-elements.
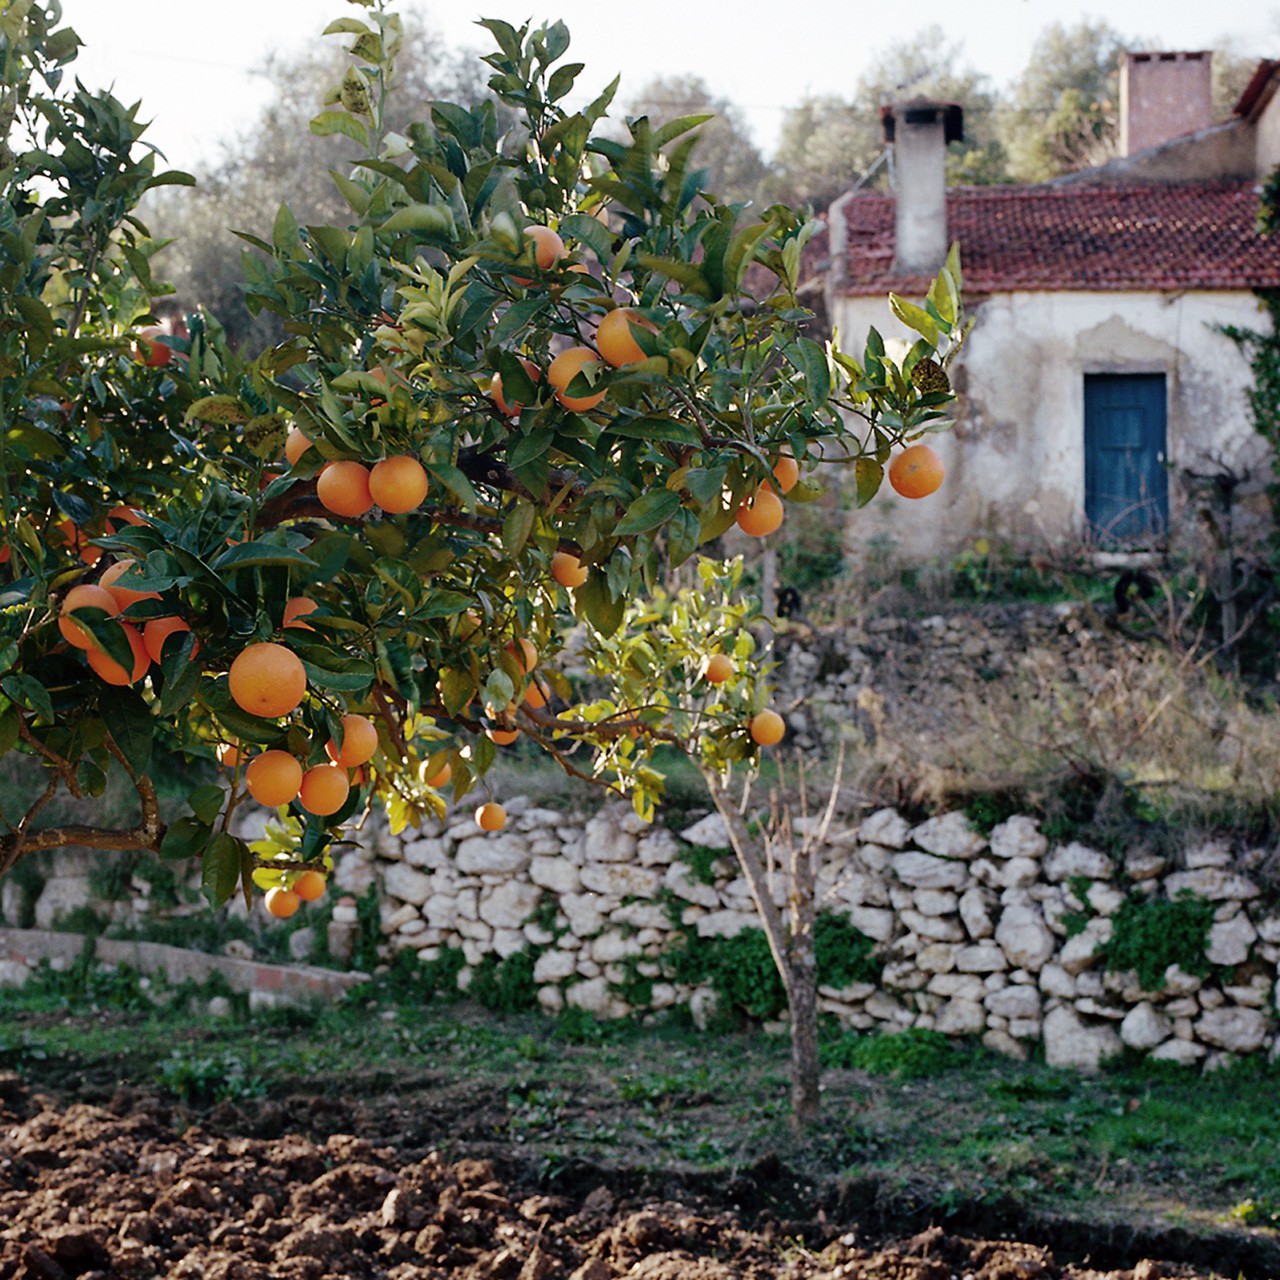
<box><xmin>62</xmin><ymin>0</ymin><xmax>1280</xmax><ymax>172</ymax></box>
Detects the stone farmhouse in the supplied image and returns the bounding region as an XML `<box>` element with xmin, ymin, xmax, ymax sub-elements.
<box><xmin>815</xmin><ymin>52</ymin><xmax>1280</xmax><ymax>562</ymax></box>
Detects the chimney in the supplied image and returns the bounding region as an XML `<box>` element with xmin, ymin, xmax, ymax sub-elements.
<box><xmin>1119</xmin><ymin>51</ymin><xmax>1213</xmax><ymax>156</ymax></box>
<box><xmin>883</xmin><ymin>99</ymin><xmax>963</xmax><ymax>276</ymax></box>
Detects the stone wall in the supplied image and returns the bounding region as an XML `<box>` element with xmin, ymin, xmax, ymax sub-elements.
<box><xmin>338</xmin><ymin>797</ymin><xmax>1278</xmax><ymax>1073</ymax></box>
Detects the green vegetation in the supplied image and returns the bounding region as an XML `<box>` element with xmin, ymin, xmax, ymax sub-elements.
<box><xmin>1103</xmin><ymin>893</ymin><xmax>1218</xmax><ymax>991</ymax></box>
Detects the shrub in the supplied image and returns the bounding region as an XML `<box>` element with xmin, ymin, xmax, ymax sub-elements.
<box><xmin>1103</xmin><ymin>892</ymin><xmax>1217</xmax><ymax>991</ymax></box>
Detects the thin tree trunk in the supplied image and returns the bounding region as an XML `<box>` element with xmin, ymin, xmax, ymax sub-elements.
<box><xmin>785</xmin><ymin>795</ymin><xmax>820</xmax><ymax>1125</ymax></box>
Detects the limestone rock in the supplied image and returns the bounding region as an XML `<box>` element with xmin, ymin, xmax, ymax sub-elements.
<box><xmin>663</xmin><ymin>861</ymin><xmax>720</xmax><ymax>908</ymax></box>
<box><xmin>1044</xmin><ymin>843</ymin><xmax>1113</xmax><ymax>883</ymax></box>
<box><xmin>1184</xmin><ymin>839</ymin><xmax>1233</xmax><ymax>869</ymax></box>
<box><xmin>680</xmin><ymin>813</ymin><xmax>731</xmax><ymax>849</ymax></box>
<box><xmin>985</xmin><ymin>985</ymin><xmax>1041</xmax><ymax>1020</ymax></box>
<box><xmin>590</xmin><ymin>931</ymin><xmax>644</xmax><ymax>963</ymax></box>
<box><xmin>696</xmin><ymin>909</ymin><xmax>757</xmax><ymax>939</ymax></box>
<box><xmin>578</xmin><ymin>862</ymin><xmax>660</xmax><ymax>899</ymax></box>
<box><xmin>858</xmin><ymin>808</ymin><xmax>911</xmax><ymax>849</ymax></box>
<box><xmin>1043</xmin><ymin>1005</ymin><xmax>1122</xmax><ymax>1073</ymax></box>
<box><xmin>890</xmin><ymin>851</ymin><xmax>968</xmax><ymax>891</ymax></box>
<box><xmin>564</xmin><ymin>976</ymin><xmax>624</xmax><ymax>1017</ymax></box>
<box><xmin>927</xmin><ymin>973</ymin><xmax>985</xmax><ymax>1000</ymax></box>
<box><xmin>33</xmin><ymin>876</ymin><xmax>92</xmax><ymax>929</ymax></box>
<box><xmin>916</xmin><ymin>943</ymin><xmax>958</xmax><ymax>974</ymax></box>
<box><xmin>560</xmin><ymin>893</ymin><xmax>606</xmax><ymax>938</ymax></box>
<box><xmin>1150</xmin><ymin>1038</ymin><xmax>1206</xmax><ymax>1066</ymax></box>
<box><xmin>1086</xmin><ymin>883</ymin><xmax>1125</xmax><ymax>916</ymax></box>
<box><xmin>528</xmin><ymin>855</ymin><xmax>582</xmax><ymax>896</ymax></box>
<box><xmin>478</xmin><ymin>880</ymin><xmax>541</xmax><ymax>930</ymax></box>
<box><xmin>994</xmin><ymin>905</ymin><xmax>1055</xmax><ymax>972</ymax></box>
<box><xmin>989</xmin><ymin>816</ymin><xmax>1048</xmax><ymax>861</ymax></box>
<box><xmin>583</xmin><ymin>808</ymin><xmax>638</xmax><ymax>864</ymax></box>
<box><xmin>998</xmin><ymin>857</ymin><xmax>1040</xmax><ymax>889</ymax></box>
<box><xmin>935</xmin><ymin>997</ymin><xmax>986</xmax><ymax>1036</ymax></box>
<box><xmin>912</xmin><ymin>888</ymin><xmax>958</xmax><ymax>917</ymax></box>
<box><xmin>637</xmin><ymin>828</ymin><xmax>681</xmax><ymax>866</ymax></box>
<box><xmin>1207</xmin><ymin>914</ymin><xmax>1257</xmax><ymax>966</ymax></box>
<box><xmin>955</xmin><ymin>944</ymin><xmax>1008</xmax><ymax>973</ymax></box>
<box><xmin>455</xmin><ymin>833</ymin><xmax>531</xmax><ymax>876</ymax></box>
<box><xmin>847</xmin><ymin>906</ymin><xmax>895</xmax><ymax>942</ymax></box>
<box><xmin>910</xmin><ymin>812</ymin><xmax>986</xmax><ymax>860</ymax></box>
<box><xmin>1163</xmin><ymin>868</ymin><xmax>1259</xmax><ymax>901</ymax></box>
<box><xmin>533</xmin><ymin>949</ymin><xmax>578</xmax><ymax>983</ymax></box>
<box><xmin>1059</xmin><ymin>919</ymin><xmax>1112</xmax><ymax>974</ymax></box>
<box><xmin>1120</xmin><ymin>1002</ymin><xmax>1174</xmax><ymax>1050</ymax></box>
<box><xmin>383</xmin><ymin>864</ymin><xmax>432</xmax><ymax>906</ymax></box>
<box><xmin>983</xmin><ymin>1029</ymin><xmax>1029</xmax><ymax>1060</ymax></box>
<box><xmin>900</xmin><ymin>910</ymin><xmax>965</xmax><ymax>943</ymax></box>
<box><xmin>1196</xmin><ymin>1006</ymin><xmax>1269</xmax><ymax>1053</ymax></box>
<box><xmin>1038</xmin><ymin>964</ymin><xmax>1076</xmax><ymax>998</ymax></box>
<box><xmin>958</xmin><ymin>887</ymin><xmax>995</xmax><ymax>940</ymax></box>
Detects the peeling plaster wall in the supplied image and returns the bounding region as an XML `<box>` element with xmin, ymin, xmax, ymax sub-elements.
<box><xmin>832</xmin><ymin>289</ymin><xmax>1272</xmax><ymax>562</ymax></box>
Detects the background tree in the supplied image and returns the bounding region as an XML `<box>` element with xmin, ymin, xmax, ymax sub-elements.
<box><xmin>620</xmin><ymin>74</ymin><xmax>770</xmax><ymax>207</ymax></box>
<box><xmin>770</xmin><ymin>26</ymin><xmax>1006</xmax><ymax>210</ymax></box>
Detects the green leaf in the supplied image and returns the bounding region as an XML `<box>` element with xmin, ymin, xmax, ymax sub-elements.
<box><xmin>575</xmin><ymin>570</ymin><xmax>625</xmax><ymax>636</ymax></box>
<box><xmin>322</xmin><ymin>17</ymin><xmax>372</xmax><ymax>35</ymax></box>
<box><xmin>310</xmin><ymin>110</ymin><xmax>371</xmax><ymax>147</ymax></box>
<box><xmin>211</xmin><ymin>540</ymin><xmax>317</xmax><ymax>573</ymax></box>
<box><xmin>502</xmin><ymin>502</ymin><xmax>535</xmax><ymax>557</ymax></box>
<box><xmin>615</xmin><ymin>488</ymin><xmax>680</xmax><ymax>537</ymax></box>
<box><xmin>491</xmin><ymin>296</ymin><xmax>547</xmax><ymax>348</ymax></box>
<box><xmin>188</xmin><ymin>784</ymin><xmax>226</xmax><ymax>826</ymax></box>
<box><xmin>634</xmin><ymin>252</ymin><xmax>714</xmax><ymax>300</ymax></box>
<box><xmin>557</xmin><ymin>212</ymin><xmax>613</xmax><ymax>261</ymax></box>
<box><xmin>161</xmin><ymin>816</ymin><xmax>210</xmax><ymax>862</ymax></box>
<box><xmin>546</xmin><ymin>61</ymin><xmax>583</xmax><ymax>103</ymax></box>
<box><xmin>785</xmin><ymin>338</ymin><xmax>831</xmax><ymax>408</ymax></box>
<box><xmin>381</xmin><ymin>203</ymin><xmax>455</xmax><ymax>238</ymax></box>
<box><xmin>667</xmin><ymin>506</ymin><xmax>700</xmax><ymax>567</ymax></box>
<box><xmin>184</xmin><ymin>396</ymin><xmax>248</xmax><ymax>425</ymax></box>
<box><xmin>605</xmin><ymin>417</ymin><xmax>701</xmax><ymax>447</ymax></box>
<box><xmin>98</xmin><ymin>687</ymin><xmax>152</xmax><ymax>776</ymax></box>
<box><xmin>889</xmin><ymin>294</ymin><xmax>940</xmax><ymax>347</ymax></box>
<box><xmin>0</xmin><ymin>703</ymin><xmax>19</xmax><ymax>757</ymax></box>
<box><xmin>509</xmin><ymin>428</ymin><xmax>553</xmax><ymax>470</ymax></box>
<box><xmin>202</xmin><ymin>832</ymin><xmax>244</xmax><ymax>908</ymax></box>
<box><xmin>854</xmin><ymin>457</ymin><xmax>884</xmax><ymax>508</ymax></box>
<box><xmin>416</xmin><ymin>590</ymin><xmax>473</xmax><ymax>620</ymax></box>
<box><xmin>652</xmin><ymin>113</ymin><xmax>714</xmax><ymax>148</ymax></box>
<box><xmin>158</xmin><ymin>632</ymin><xmax>202</xmax><ymax>717</ymax></box>
<box><xmin>428</xmin><ymin>462</ymin><xmax>477</xmax><ymax>511</ymax></box>
<box><xmin>1</xmin><ymin>674</ymin><xmax>53</xmax><ymax>722</ymax></box>
<box><xmin>439</xmin><ymin>667</ymin><xmax>475</xmax><ymax>717</ymax></box>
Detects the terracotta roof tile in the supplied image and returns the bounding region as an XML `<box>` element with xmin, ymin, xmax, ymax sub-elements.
<box><xmin>834</xmin><ymin>181</ymin><xmax>1280</xmax><ymax>295</ymax></box>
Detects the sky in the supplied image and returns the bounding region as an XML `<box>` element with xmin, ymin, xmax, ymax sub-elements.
<box><xmin>62</xmin><ymin>0</ymin><xmax>1280</xmax><ymax>173</ymax></box>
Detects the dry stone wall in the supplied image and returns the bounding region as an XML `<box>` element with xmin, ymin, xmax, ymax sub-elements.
<box><xmin>340</xmin><ymin>797</ymin><xmax>1280</xmax><ymax>1072</ymax></box>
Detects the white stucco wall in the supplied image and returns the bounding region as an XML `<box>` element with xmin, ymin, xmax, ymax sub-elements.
<box><xmin>832</xmin><ymin>289</ymin><xmax>1273</xmax><ymax>561</ymax></box>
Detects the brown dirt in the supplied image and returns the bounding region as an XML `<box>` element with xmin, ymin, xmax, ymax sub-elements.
<box><xmin>0</xmin><ymin>1072</ymin><xmax>1235</xmax><ymax>1280</ymax></box>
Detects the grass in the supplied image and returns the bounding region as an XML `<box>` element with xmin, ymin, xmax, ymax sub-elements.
<box><xmin>1</xmin><ymin>970</ymin><xmax>1277</xmax><ymax>1239</ymax></box>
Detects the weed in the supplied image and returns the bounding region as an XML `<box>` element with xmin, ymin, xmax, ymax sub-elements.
<box><xmin>470</xmin><ymin>949</ymin><xmax>538</xmax><ymax>1014</ymax></box>
<box><xmin>1228</xmin><ymin>1196</ymin><xmax>1280</xmax><ymax>1228</ymax></box>
<box><xmin>821</xmin><ymin>1027</ymin><xmax>968</xmax><ymax>1079</ymax></box>
<box><xmin>156</xmin><ymin>1048</ymin><xmax>267</xmax><ymax>1106</ymax></box>
<box><xmin>1103</xmin><ymin>892</ymin><xmax>1217</xmax><ymax>990</ymax></box>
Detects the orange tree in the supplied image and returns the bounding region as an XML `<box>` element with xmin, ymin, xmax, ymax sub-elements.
<box><xmin>0</xmin><ymin>2</ymin><xmax>963</xmax><ymax>1096</ymax></box>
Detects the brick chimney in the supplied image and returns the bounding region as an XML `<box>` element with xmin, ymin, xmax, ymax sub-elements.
<box><xmin>1120</xmin><ymin>51</ymin><xmax>1213</xmax><ymax>156</ymax></box>
<box><xmin>883</xmin><ymin>99</ymin><xmax>963</xmax><ymax>276</ymax></box>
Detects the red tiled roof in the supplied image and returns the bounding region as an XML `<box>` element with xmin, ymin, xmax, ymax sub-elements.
<box><xmin>834</xmin><ymin>181</ymin><xmax>1280</xmax><ymax>295</ymax></box>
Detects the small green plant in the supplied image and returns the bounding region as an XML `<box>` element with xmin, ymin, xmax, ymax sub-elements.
<box><xmin>1103</xmin><ymin>892</ymin><xmax>1217</xmax><ymax>991</ymax></box>
<box><xmin>156</xmin><ymin>1048</ymin><xmax>267</xmax><ymax>1106</ymax></box>
<box><xmin>820</xmin><ymin>1027</ymin><xmax>966</xmax><ymax>1078</ymax></box>
<box><xmin>1228</xmin><ymin>1195</ymin><xmax>1280</xmax><ymax>1228</ymax></box>
<box><xmin>1061</xmin><ymin>874</ymin><xmax>1094</xmax><ymax>939</ymax></box>
<box><xmin>470</xmin><ymin>948</ymin><xmax>538</xmax><ymax>1014</ymax></box>
<box><xmin>351</xmin><ymin>884</ymin><xmax>382</xmax><ymax>973</ymax></box>
<box><xmin>680</xmin><ymin>844</ymin><xmax>729</xmax><ymax>887</ymax></box>
<box><xmin>815</xmin><ymin>912</ymin><xmax>883</xmax><ymax>988</ymax></box>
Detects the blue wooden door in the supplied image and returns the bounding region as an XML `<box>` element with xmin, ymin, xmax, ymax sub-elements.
<box><xmin>1084</xmin><ymin>374</ymin><xmax>1167</xmax><ymax>545</ymax></box>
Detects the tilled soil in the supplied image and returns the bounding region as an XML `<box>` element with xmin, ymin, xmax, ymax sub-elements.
<box><xmin>0</xmin><ymin>1072</ymin><xmax>1233</xmax><ymax>1280</ymax></box>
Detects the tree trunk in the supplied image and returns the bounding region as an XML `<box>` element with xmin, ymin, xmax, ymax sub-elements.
<box><xmin>786</xmin><ymin>946</ymin><xmax>820</xmax><ymax>1124</ymax></box>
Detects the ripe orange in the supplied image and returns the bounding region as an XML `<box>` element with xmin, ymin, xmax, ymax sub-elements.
<box><xmin>317</xmin><ymin>460</ymin><xmax>374</xmax><ymax>519</ymax></box>
<box><xmin>888</xmin><ymin>443</ymin><xmax>944</xmax><ymax>499</ymax></box>
<box><xmin>264</xmin><ymin>886</ymin><xmax>301</xmax><ymax>919</ymax></box>
<box><xmin>293</xmin><ymin>869</ymin><xmax>327</xmax><ymax>902</ymax></box>
<box><xmin>488</xmin><ymin>726</ymin><xmax>519</xmax><ymax>746</ymax></box>
<box><xmin>59</xmin><ymin>584</ymin><xmax>120</xmax><ymax>649</ymax></box>
<box><xmin>55</xmin><ymin>519</ymin><xmax>102</xmax><ymax>567</ymax></box>
<box><xmin>424</xmin><ymin>760</ymin><xmax>452</xmax><ymax>789</ymax></box>
<box><xmin>86</xmin><ymin>623</ymin><xmax>149</xmax><ymax>686</ymax></box>
<box><xmin>523</xmin><ymin>678</ymin><xmax>548</xmax><ymax>709</ymax></box>
<box><xmin>550</xmin><ymin>550</ymin><xmax>588</xmax><ymax>589</ymax></box>
<box><xmin>143</xmin><ymin>616</ymin><xmax>198</xmax><ymax>664</ymax></box>
<box><xmin>215</xmin><ymin>742</ymin><xmax>242</xmax><ymax>768</ymax></box>
<box><xmin>489</xmin><ymin>357</ymin><xmax>540</xmax><ymax>417</ymax></box>
<box><xmin>107</xmin><ymin>505</ymin><xmax>146</xmax><ymax>528</ymax></box>
<box><xmin>132</xmin><ymin>332</ymin><xmax>171</xmax><ymax>367</ymax></box>
<box><xmin>282</xmin><ymin>596</ymin><xmax>319</xmax><ymax>630</ymax></box>
<box><xmin>736</xmin><ymin>484</ymin><xmax>784</xmax><ymax>537</ymax></box>
<box><xmin>99</xmin><ymin>558</ymin><xmax>161</xmax><ymax>610</ymax></box>
<box><xmin>749</xmin><ymin>708</ymin><xmax>786</xmax><ymax>746</ymax></box>
<box><xmin>596</xmin><ymin>307</ymin><xmax>656</xmax><ymax>367</ymax></box>
<box><xmin>513</xmin><ymin>225</ymin><xmax>566</xmax><ymax>283</ymax></box>
<box><xmin>772</xmin><ymin>454</ymin><xmax>800</xmax><ymax>494</ymax></box>
<box><xmin>506</xmin><ymin>637</ymin><xmax>538</xmax><ymax>673</ymax></box>
<box><xmin>548</xmin><ymin>347</ymin><xmax>606</xmax><ymax>412</ymax></box>
<box><xmin>475</xmin><ymin>801</ymin><xmax>507</xmax><ymax>832</ymax></box>
<box><xmin>369</xmin><ymin>455</ymin><xmax>428</xmax><ymax>513</ymax></box>
<box><xmin>245</xmin><ymin>750</ymin><xmax>304</xmax><ymax>806</ymax></box>
<box><xmin>228</xmin><ymin>642</ymin><xmax>307</xmax><ymax>719</ymax></box>
<box><xmin>325</xmin><ymin>714</ymin><xmax>379</xmax><ymax>767</ymax></box>
<box><xmin>284</xmin><ymin>426</ymin><xmax>313</xmax><ymax>465</ymax></box>
<box><xmin>299</xmin><ymin>763</ymin><xmax>350</xmax><ymax>816</ymax></box>
<box><xmin>702</xmin><ymin>654</ymin><xmax>735</xmax><ymax>684</ymax></box>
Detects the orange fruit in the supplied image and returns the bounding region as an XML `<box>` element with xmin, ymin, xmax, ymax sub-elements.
<box><xmin>513</xmin><ymin>225</ymin><xmax>565</xmax><ymax>283</ymax></box>
<box><xmin>285</xmin><ymin>426</ymin><xmax>313</xmax><ymax>465</ymax></box>
<box><xmin>596</xmin><ymin>307</ymin><xmax>656</xmax><ymax>367</ymax></box>
<box><xmin>99</xmin><ymin>558</ymin><xmax>161</xmax><ymax>610</ymax></box>
<box><xmin>264</xmin><ymin>886</ymin><xmax>300</xmax><ymax>919</ymax></box>
<box><xmin>736</xmin><ymin>484</ymin><xmax>784</xmax><ymax>537</ymax></box>
<box><xmin>282</xmin><ymin>596</ymin><xmax>319</xmax><ymax>630</ymax></box>
<box><xmin>293</xmin><ymin>869</ymin><xmax>327</xmax><ymax>902</ymax></box>
<box><xmin>488</xmin><ymin>726</ymin><xmax>519</xmax><ymax>745</ymax></box>
<box><xmin>369</xmin><ymin>454</ymin><xmax>428</xmax><ymax>513</ymax></box>
<box><xmin>59</xmin><ymin>584</ymin><xmax>120</xmax><ymax>649</ymax></box>
<box><xmin>132</xmin><ymin>330</ymin><xmax>171</xmax><ymax>367</ymax></box>
<box><xmin>55</xmin><ymin>519</ymin><xmax>102</xmax><ymax>567</ymax></box>
<box><xmin>506</xmin><ymin>637</ymin><xmax>538</xmax><ymax>673</ymax></box>
<box><xmin>424</xmin><ymin>760</ymin><xmax>452</xmax><ymax>789</ymax></box>
<box><xmin>475</xmin><ymin>801</ymin><xmax>507</xmax><ymax>832</ymax></box>
<box><xmin>245</xmin><ymin>750</ymin><xmax>304</xmax><ymax>806</ymax></box>
<box><xmin>228</xmin><ymin>642</ymin><xmax>307</xmax><ymax>719</ymax></box>
<box><xmin>523</xmin><ymin>678</ymin><xmax>548</xmax><ymax>709</ymax></box>
<box><xmin>489</xmin><ymin>357</ymin><xmax>540</xmax><ymax>417</ymax></box>
<box><xmin>317</xmin><ymin>460</ymin><xmax>374</xmax><ymax>519</ymax></box>
<box><xmin>888</xmin><ymin>443</ymin><xmax>944</xmax><ymax>499</ymax></box>
<box><xmin>299</xmin><ymin>763</ymin><xmax>350</xmax><ymax>816</ymax></box>
<box><xmin>702</xmin><ymin>654</ymin><xmax>735</xmax><ymax>684</ymax></box>
<box><xmin>550</xmin><ymin>551</ymin><xmax>588</xmax><ymax>589</ymax></box>
<box><xmin>107</xmin><ymin>505</ymin><xmax>146</xmax><ymax>528</ymax></box>
<box><xmin>772</xmin><ymin>455</ymin><xmax>800</xmax><ymax>494</ymax></box>
<box><xmin>215</xmin><ymin>742</ymin><xmax>242</xmax><ymax>768</ymax></box>
<box><xmin>143</xmin><ymin>616</ymin><xmax>198</xmax><ymax>664</ymax></box>
<box><xmin>325</xmin><ymin>714</ymin><xmax>379</xmax><ymax>767</ymax></box>
<box><xmin>457</xmin><ymin>610</ymin><xmax>482</xmax><ymax>640</ymax></box>
<box><xmin>749</xmin><ymin>709</ymin><xmax>786</xmax><ymax>746</ymax></box>
<box><xmin>86</xmin><ymin>623</ymin><xmax>149</xmax><ymax>686</ymax></box>
<box><xmin>548</xmin><ymin>346</ymin><xmax>606</xmax><ymax>412</ymax></box>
